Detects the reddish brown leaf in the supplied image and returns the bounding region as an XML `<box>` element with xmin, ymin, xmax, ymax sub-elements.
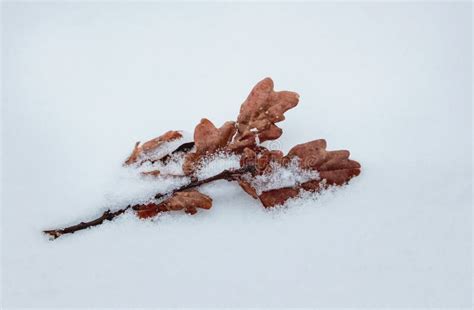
<box><xmin>259</xmin><ymin>188</ymin><xmax>300</xmax><ymax>208</ymax></box>
<box><xmin>239</xmin><ymin>147</ymin><xmax>258</xmax><ymax>170</ymax></box>
<box><xmin>238</xmin><ymin>139</ymin><xmax>361</xmax><ymax>208</ymax></box>
<box><xmin>238</xmin><ymin>180</ymin><xmax>259</xmax><ymax>199</ymax></box>
<box><xmin>141</xmin><ymin>131</ymin><xmax>182</xmax><ymax>154</ymax></box>
<box><xmin>229</xmin><ymin>77</ymin><xmax>299</xmax><ymax>152</ymax></box>
<box><xmin>124</xmin><ymin>130</ymin><xmax>182</xmax><ymax>165</ymax></box>
<box><xmin>165</xmin><ymin>190</ymin><xmax>213</xmax><ymax>212</ymax></box>
<box><xmin>183</xmin><ymin>78</ymin><xmax>299</xmax><ymax>175</ymax></box>
<box><xmin>194</xmin><ymin>119</ymin><xmax>236</xmax><ymax>155</ymax></box>
<box><xmin>135</xmin><ymin>190</ymin><xmax>212</xmax><ymax>219</ymax></box>
<box><xmin>240</xmin><ymin>147</ymin><xmax>285</xmax><ymax>172</ymax></box>
<box><xmin>183</xmin><ymin>119</ymin><xmax>236</xmax><ymax>174</ymax></box>
<box><xmin>286</xmin><ymin>139</ymin><xmax>361</xmax><ymax>186</ymax></box>
<box><xmin>124</xmin><ymin>141</ymin><xmax>142</xmax><ymax>166</ymax></box>
<box><xmin>134</xmin><ymin>202</ymin><xmax>169</xmax><ymax>219</ymax></box>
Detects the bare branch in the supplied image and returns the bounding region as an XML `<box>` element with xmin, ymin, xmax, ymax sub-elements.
<box><xmin>43</xmin><ymin>166</ymin><xmax>253</xmax><ymax>240</ymax></box>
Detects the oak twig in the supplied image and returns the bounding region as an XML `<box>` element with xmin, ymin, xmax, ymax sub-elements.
<box><xmin>43</xmin><ymin>207</ymin><xmax>131</xmax><ymax>240</ymax></box>
<box><xmin>43</xmin><ymin>166</ymin><xmax>253</xmax><ymax>240</ymax></box>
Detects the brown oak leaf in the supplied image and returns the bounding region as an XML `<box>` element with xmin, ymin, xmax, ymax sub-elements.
<box><xmin>194</xmin><ymin>119</ymin><xmax>236</xmax><ymax>155</ymax></box>
<box><xmin>182</xmin><ymin>118</ymin><xmax>236</xmax><ymax>175</ymax></box>
<box><xmin>286</xmin><ymin>139</ymin><xmax>361</xmax><ymax>185</ymax></box>
<box><xmin>229</xmin><ymin>77</ymin><xmax>299</xmax><ymax>152</ymax></box>
<box><xmin>124</xmin><ymin>130</ymin><xmax>183</xmax><ymax>165</ymax></box>
<box><xmin>240</xmin><ymin>139</ymin><xmax>361</xmax><ymax>207</ymax></box>
<box><xmin>239</xmin><ymin>146</ymin><xmax>285</xmax><ymax>170</ymax></box>
<box><xmin>182</xmin><ymin>78</ymin><xmax>299</xmax><ymax>175</ymax></box>
<box><xmin>135</xmin><ymin>190</ymin><xmax>212</xmax><ymax>219</ymax></box>
<box><xmin>237</xmin><ymin>147</ymin><xmax>286</xmax><ymax>200</ymax></box>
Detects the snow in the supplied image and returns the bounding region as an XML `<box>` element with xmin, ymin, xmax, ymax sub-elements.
<box><xmin>243</xmin><ymin>158</ymin><xmax>319</xmax><ymax>195</ymax></box>
<box><xmin>1</xmin><ymin>2</ymin><xmax>472</xmax><ymax>308</ymax></box>
<box><xmin>195</xmin><ymin>152</ymin><xmax>241</xmax><ymax>180</ymax></box>
<box><xmin>134</xmin><ymin>131</ymin><xmax>192</xmax><ymax>165</ymax></box>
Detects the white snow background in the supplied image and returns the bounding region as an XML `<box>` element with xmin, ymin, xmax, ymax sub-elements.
<box><xmin>1</xmin><ymin>2</ymin><xmax>472</xmax><ymax>308</ymax></box>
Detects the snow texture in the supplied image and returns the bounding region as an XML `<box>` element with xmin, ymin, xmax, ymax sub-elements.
<box><xmin>243</xmin><ymin>158</ymin><xmax>319</xmax><ymax>195</ymax></box>
<box><xmin>195</xmin><ymin>152</ymin><xmax>241</xmax><ymax>180</ymax></box>
<box><xmin>134</xmin><ymin>130</ymin><xmax>192</xmax><ymax>168</ymax></box>
<box><xmin>1</xmin><ymin>2</ymin><xmax>472</xmax><ymax>308</ymax></box>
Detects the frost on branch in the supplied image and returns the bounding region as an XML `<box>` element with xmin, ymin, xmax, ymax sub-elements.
<box><xmin>134</xmin><ymin>190</ymin><xmax>212</xmax><ymax>219</ymax></box>
<box><xmin>43</xmin><ymin>77</ymin><xmax>361</xmax><ymax>240</ymax></box>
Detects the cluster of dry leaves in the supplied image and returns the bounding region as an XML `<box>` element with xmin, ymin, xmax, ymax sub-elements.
<box><xmin>43</xmin><ymin>77</ymin><xmax>361</xmax><ymax>239</ymax></box>
<box><xmin>125</xmin><ymin>77</ymin><xmax>361</xmax><ymax>218</ymax></box>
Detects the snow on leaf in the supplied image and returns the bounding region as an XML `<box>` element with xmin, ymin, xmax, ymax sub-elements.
<box><xmin>124</xmin><ymin>130</ymin><xmax>183</xmax><ymax>165</ymax></box>
<box><xmin>183</xmin><ymin>119</ymin><xmax>236</xmax><ymax>175</ymax></box>
<box><xmin>246</xmin><ymin>159</ymin><xmax>319</xmax><ymax>195</ymax></box>
<box><xmin>238</xmin><ymin>139</ymin><xmax>361</xmax><ymax>208</ymax></box>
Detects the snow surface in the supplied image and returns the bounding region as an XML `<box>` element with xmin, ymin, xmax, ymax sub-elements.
<box><xmin>1</xmin><ymin>2</ymin><xmax>472</xmax><ymax>308</ymax></box>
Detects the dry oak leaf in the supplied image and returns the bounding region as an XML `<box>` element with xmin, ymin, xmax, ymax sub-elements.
<box><xmin>135</xmin><ymin>190</ymin><xmax>213</xmax><ymax>219</ymax></box>
<box><xmin>183</xmin><ymin>77</ymin><xmax>298</xmax><ymax>174</ymax></box>
<box><xmin>183</xmin><ymin>119</ymin><xmax>236</xmax><ymax>175</ymax></box>
<box><xmin>286</xmin><ymin>139</ymin><xmax>361</xmax><ymax>185</ymax></box>
<box><xmin>124</xmin><ymin>130</ymin><xmax>182</xmax><ymax>165</ymax></box>
<box><xmin>239</xmin><ymin>147</ymin><xmax>285</xmax><ymax>174</ymax></box>
<box><xmin>238</xmin><ymin>147</ymin><xmax>285</xmax><ymax>199</ymax></box>
<box><xmin>229</xmin><ymin>77</ymin><xmax>299</xmax><ymax>152</ymax></box>
<box><xmin>194</xmin><ymin>119</ymin><xmax>236</xmax><ymax>154</ymax></box>
<box><xmin>241</xmin><ymin>139</ymin><xmax>361</xmax><ymax>207</ymax></box>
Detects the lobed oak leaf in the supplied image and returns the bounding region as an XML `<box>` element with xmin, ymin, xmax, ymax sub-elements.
<box><xmin>238</xmin><ymin>139</ymin><xmax>361</xmax><ymax>208</ymax></box>
<box><xmin>194</xmin><ymin>119</ymin><xmax>236</xmax><ymax>155</ymax></box>
<box><xmin>286</xmin><ymin>139</ymin><xmax>361</xmax><ymax>186</ymax></box>
<box><xmin>259</xmin><ymin>187</ymin><xmax>300</xmax><ymax>208</ymax></box>
<box><xmin>229</xmin><ymin>77</ymin><xmax>299</xmax><ymax>152</ymax></box>
<box><xmin>135</xmin><ymin>190</ymin><xmax>213</xmax><ymax>219</ymax></box>
<box><xmin>124</xmin><ymin>130</ymin><xmax>183</xmax><ymax>165</ymax></box>
<box><xmin>182</xmin><ymin>78</ymin><xmax>298</xmax><ymax>175</ymax></box>
<box><xmin>183</xmin><ymin>118</ymin><xmax>236</xmax><ymax>175</ymax></box>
